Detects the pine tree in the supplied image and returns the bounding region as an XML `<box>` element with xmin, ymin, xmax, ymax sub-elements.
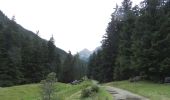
<box><xmin>100</xmin><ymin>6</ymin><xmax>122</xmax><ymax>82</ymax></box>
<box><xmin>0</xmin><ymin>21</ymin><xmax>22</xmax><ymax>86</ymax></box>
<box><xmin>47</xmin><ymin>36</ymin><xmax>61</xmax><ymax>77</ymax></box>
<box><xmin>73</xmin><ymin>54</ymin><xmax>87</xmax><ymax>80</ymax></box>
<box><xmin>115</xmin><ymin>0</ymin><xmax>137</xmax><ymax>80</ymax></box>
<box><xmin>60</xmin><ymin>51</ymin><xmax>74</xmax><ymax>83</ymax></box>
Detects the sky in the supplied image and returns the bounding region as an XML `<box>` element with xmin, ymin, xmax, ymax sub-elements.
<box><xmin>0</xmin><ymin>0</ymin><xmax>141</xmax><ymax>54</ymax></box>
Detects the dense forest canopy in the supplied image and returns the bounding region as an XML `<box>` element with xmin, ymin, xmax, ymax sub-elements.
<box><xmin>88</xmin><ymin>0</ymin><xmax>170</xmax><ymax>83</ymax></box>
<box><xmin>0</xmin><ymin>11</ymin><xmax>87</xmax><ymax>87</ymax></box>
<box><xmin>0</xmin><ymin>0</ymin><xmax>169</xmax><ymax>87</ymax></box>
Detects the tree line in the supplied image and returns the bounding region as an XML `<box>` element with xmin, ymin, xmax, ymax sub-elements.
<box><xmin>88</xmin><ymin>0</ymin><xmax>170</xmax><ymax>83</ymax></box>
<box><xmin>0</xmin><ymin>12</ymin><xmax>87</xmax><ymax>87</ymax></box>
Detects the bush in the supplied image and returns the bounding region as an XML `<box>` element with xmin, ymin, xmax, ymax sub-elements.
<box><xmin>40</xmin><ymin>72</ymin><xmax>57</xmax><ymax>100</ymax></box>
<box><xmin>91</xmin><ymin>84</ymin><xmax>99</xmax><ymax>92</ymax></box>
<box><xmin>81</xmin><ymin>84</ymin><xmax>100</xmax><ymax>98</ymax></box>
<box><xmin>81</xmin><ymin>88</ymin><xmax>92</xmax><ymax>98</ymax></box>
<box><xmin>82</xmin><ymin>76</ymin><xmax>88</xmax><ymax>81</ymax></box>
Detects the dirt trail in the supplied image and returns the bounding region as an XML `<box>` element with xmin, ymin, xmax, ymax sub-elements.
<box><xmin>105</xmin><ymin>86</ymin><xmax>149</xmax><ymax>100</ymax></box>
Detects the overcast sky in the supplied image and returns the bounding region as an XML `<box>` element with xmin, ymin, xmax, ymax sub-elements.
<box><xmin>0</xmin><ymin>0</ymin><xmax>141</xmax><ymax>54</ymax></box>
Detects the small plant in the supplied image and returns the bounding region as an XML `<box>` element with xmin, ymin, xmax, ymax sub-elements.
<box><xmin>81</xmin><ymin>84</ymin><xmax>100</xmax><ymax>98</ymax></box>
<box><xmin>91</xmin><ymin>84</ymin><xmax>99</xmax><ymax>92</ymax></box>
<box><xmin>82</xmin><ymin>76</ymin><xmax>88</xmax><ymax>81</ymax></box>
<box><xmin>40</xmin><ymin>72</ymin><xmax>57</xmax><ymax>100</ymax></box>
<box><xmin>81</xmin><ymin>88</ymin><xmax>92</xmax><ymax>98</ymax></box>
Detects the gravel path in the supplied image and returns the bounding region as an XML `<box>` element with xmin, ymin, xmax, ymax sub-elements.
<box><xmin>105</xmin><ymin>86</ymin><xmax>149</xmax><ymax>100</ymax></box>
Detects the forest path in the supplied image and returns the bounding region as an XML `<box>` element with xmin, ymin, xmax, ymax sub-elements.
<box><xmin>104</xmin><ymin>86</ymin><xmax>149</xmax><ymax>100</ymax></box>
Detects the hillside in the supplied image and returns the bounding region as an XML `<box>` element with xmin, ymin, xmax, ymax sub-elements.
<box><xmin>0</xmin><ymin>10</ymin><xmax>67</xmax><ymax>87</ymax></box>
<box><xmin>0</xmin><ymin>10</ymin><xmax>67</xmax><ymax>59</ymax></box>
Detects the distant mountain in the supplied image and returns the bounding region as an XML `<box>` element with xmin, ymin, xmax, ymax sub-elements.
<box><xmin>78</xmin><ymin>47</ymin><xmax>102</xmax><ymax>62</ymax></box>
<box><xmin>79</xmin><ymin>49</ymin><xmax>92</xmax><ymax>62</ymax></box>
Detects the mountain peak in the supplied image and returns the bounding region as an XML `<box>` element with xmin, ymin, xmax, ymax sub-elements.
<box><xmin>79</xmin><ymin>48</ymin><xmax>92</xmax><ymax>62</ymax></box>
<box><xmin>81</xmin><ymin>48</ymin><xmax>91</xmax><ymax>53</ymax></box>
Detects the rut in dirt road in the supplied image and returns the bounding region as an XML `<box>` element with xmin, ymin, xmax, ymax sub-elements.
<box><xmin>105</xmin><ymin>86</ymin><xmax>149</xmax><ymax>100</ymax></box>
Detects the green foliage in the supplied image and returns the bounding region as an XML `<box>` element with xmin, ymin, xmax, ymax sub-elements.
<box><xmin>88</xmin><ymin>0</ymin><xmax>170</xmax><ymax>82</ymax></box>
<box><xmin>60</xmin><ymin>51</ymin><xmax>74</xmax><ymax>83</ymax></box>
<box><xmin>91</xmin><ymin>84</ymin><xmax>99</xmax><ymax>93</ymax></box>
<box><xmin>60</xmin><ymin>52</ymin><xmax>87</xmax><ymax>83</ymax></box>
<box><xmin>73</xmin><ymin>54</ymin><xmax>87</xmax><ymax>80</ymax></box>
<box><xmin>0</xmin><ymin>14</ymin><xmax>87</xmax><ymax>86</ymax></box>
<box><xmin>82</xmin><ymin>76</ymin><xmax>88</xmax><ymax>81</ymax></box>
<box><xmin>81</xmin><ymin>84</ymin><xmax>99</xmax><ymax>98</ymax></box>
<box><xmin>0</xmin><ymin>10</ymin><xmax>68</xmax><ymax>87</ymax></box>
<box><xmin>46</xmin><ymin>72</ymin><xmax>57</xmax><ymax>83</ymax></box>
<box><xmin>40</xmin><ymin>72</ymin><xmax>57</xmax><ymax>100</ymax></box>
<box><xmin>81</xmin><ymin>88</ymin><xmax>92</xmax><ymax>98</ymax></box>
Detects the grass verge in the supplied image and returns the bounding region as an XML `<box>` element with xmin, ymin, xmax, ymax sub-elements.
<box><xmin>0</xmin><ymin>80</ymin><xmax>113</xmax><ymax>100</ymax></box>
<box><xmin>68</xmin><ymin>87</ymin><xmax>113</xmax><ymax>100</ymax></box>
<box><xmin>105</xmin><ymin>80</ymin><xmax>170</xmax><ymax>100</ymax></box>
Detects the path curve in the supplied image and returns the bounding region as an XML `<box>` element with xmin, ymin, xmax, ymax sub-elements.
<box><xmin>104</xmin><ymin>86</ymin><xmax>149</xmax><ymax>100</ymax></box>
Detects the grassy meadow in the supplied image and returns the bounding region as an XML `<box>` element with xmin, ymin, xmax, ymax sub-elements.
<box><xmin>0</xmin><ymin>80</ymin><xmax>113</xmax><ymax>100</ymax></box>
<box><xmin>105</xmin><ymin>81</ymin><xmax>170</xmax><ymax>100</ymax></box>
<box><xmin>69</xmin><ymin>87</ymin><xmax>113</xmax><ymax>100</ymax></box>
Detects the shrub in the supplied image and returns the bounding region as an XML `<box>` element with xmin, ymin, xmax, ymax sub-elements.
<box><xmin>81</xmin><ymin>88</ymin><xmax>92</xmax><ymax>98</ymax></box>
<box><xmin>91</xmin><ymin>84</ymin><xmax>99</xmax><ymax>92</ymax></box>
<box><xmin>82</xmin><ymin>76</ymin><xmax>88</xmax><ymax>81</ymax></box>
<box><xmin>40</xmin><ymin>72</ymin><xmax>57</xmax><ymax>100</ymax></box>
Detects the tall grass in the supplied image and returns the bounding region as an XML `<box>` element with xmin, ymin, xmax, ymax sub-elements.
<box><xmin>0</xmin><ymin>84</ymin><xmax>40</xmax><ymax>100</ymax></box>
